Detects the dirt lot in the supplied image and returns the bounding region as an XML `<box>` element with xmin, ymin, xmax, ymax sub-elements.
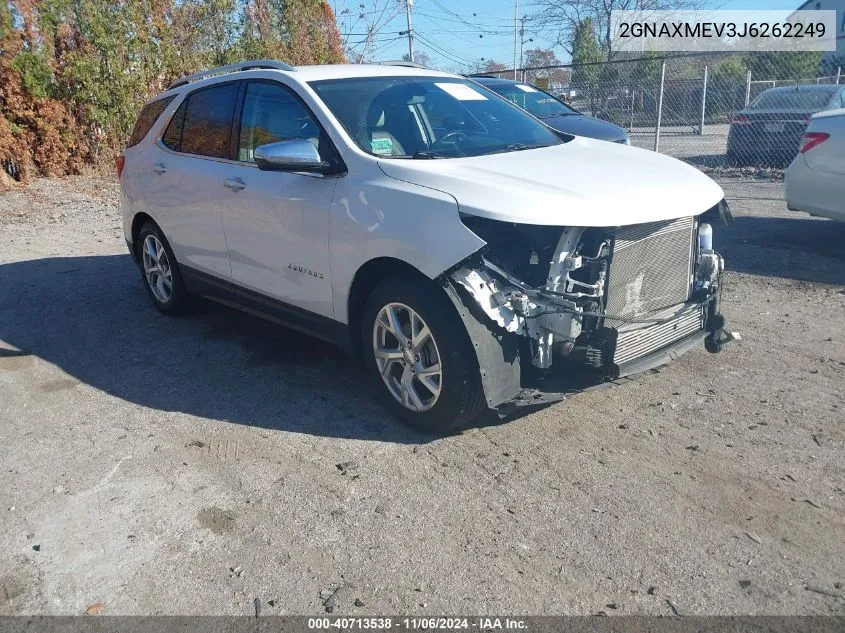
<box><xmin>0</xmin><ymin>177</ymin><xmax>843</xmax><ymax>616</ymax></box>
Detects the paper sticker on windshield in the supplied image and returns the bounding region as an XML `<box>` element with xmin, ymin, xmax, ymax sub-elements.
<box><xmin>370</xmin><ymin>138</ymin><xmax>394</xmax><ymax>155</ymax></box>
<box><xmin>516</xmin><ymin>84</ymin><xmax>538</xmax><ymax>93</ymax></box>
<box><xmin>435</xmin><ymin>83</ymin><xmax>488</xmax><ymax>101</ymax></box>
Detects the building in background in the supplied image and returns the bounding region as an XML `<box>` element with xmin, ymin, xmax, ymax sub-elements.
<box><xmin>793</xmin><ymin>0</ymin><xmax>845</xmax><ymax>70</ymax></box>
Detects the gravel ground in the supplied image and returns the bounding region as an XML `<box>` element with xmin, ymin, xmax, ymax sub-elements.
<box><xmin>0</xmin><ymin>176</ymin><xmax>843</xmax><ymax>616</ymax></box>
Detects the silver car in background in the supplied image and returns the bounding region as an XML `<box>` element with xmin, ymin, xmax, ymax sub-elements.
<box><xmin>786</xmin><ymin>107</ymin><xmax>845</xmax><ymax>222</ymax></box>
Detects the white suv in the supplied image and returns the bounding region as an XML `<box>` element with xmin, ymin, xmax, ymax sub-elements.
<box><xmin>120</xmin><ymin>60</ymin><xmax>733</xmax><ymax>433</ymax></box>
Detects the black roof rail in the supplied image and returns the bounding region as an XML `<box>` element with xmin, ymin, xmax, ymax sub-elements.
<box><xmin>167</xmin><ymin>59</ymin><xmax>295</xmax><ymax>90</ymax></box>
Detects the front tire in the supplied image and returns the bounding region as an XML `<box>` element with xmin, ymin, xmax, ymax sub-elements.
<box><xmin>136</xmin><ymin>221</ymin><xmax>190</xmax><ymax>315</ymax></box>
<box><xmin>361</xmin><ymin>278</ymin><xmax>487</xmax><ymax>434</ymax></box>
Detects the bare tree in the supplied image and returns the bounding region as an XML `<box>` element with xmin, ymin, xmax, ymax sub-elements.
<box><xmin>466</xmin><ymin>59</ymin><xmax>508</xmax><ymax>75</ymax></box>
<box><xmin>336</xmin><ymin>0</ymin><xmax>403</xmax><ymax>63</ymax></box>
<box><xmin>402</xmin><ymin>50</ymin><xmax>432</xmax><ymax>67</ymax></box>
<box><xmin>533</xmin><ymin>0</ymin><xmax>706</xmax><ymax>60</ymax></box>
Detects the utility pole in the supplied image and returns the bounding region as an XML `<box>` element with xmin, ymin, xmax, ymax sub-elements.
<box><xmin>513</xmin><ymin>0</ymin><xmax>519</xmax><ymax>80</ymax></box>
<box><xmin>518</xmin><ymin>17</ymin><xmax>533</xmax><ymax>82</ymax></box>
<box><xmin>519</xmin><ymin>16</ymin><xmax>527</xmax><ymax>81</ymax></box>
<box><xmin>745</xmin><ymin>69</ymin><xmax>752</xmax><ymax>106</ymax></box>
<box><xmin>654</xmin><ymin>60</ymin><xmax>666</xmax><ymax>152</ymax></box>
<box><xmin>699</xmin><ymin>65</ymin><xmax>708</xmax><ymax>136</ymax></box>
<box><xmin>405</xmin><ymin>0</ymin><xmax>414</xmax><ymax>62</ymax></box>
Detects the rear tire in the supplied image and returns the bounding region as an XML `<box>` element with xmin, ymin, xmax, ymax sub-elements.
<box><xmin>361</xmin><ymin>278</ymin><xmax>487</xmax><ymax>434</ymax></box>
<box><xmin>136</xmin><ymin>221</ymin><xmax>191</xmax><ymax>315</ymax></box>
<box><xmin>726</xmin><ymin>149</ymin><xmax>743</xmax><ymax>167</ymax></box>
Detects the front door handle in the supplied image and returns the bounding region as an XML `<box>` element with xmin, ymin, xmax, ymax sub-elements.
<box><xmin>223</xmin><ymin>177</ymin><xmax>245</xmax><ymax>191</ymax></box>
<box><xmin>152</xmin><ymin>163</ymin><xmax>167</xmax><ymax>175</ymax></box>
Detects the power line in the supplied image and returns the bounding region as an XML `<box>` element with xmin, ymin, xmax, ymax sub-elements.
<box><xmin>413</xmin><ymin>35</ymin><xmax>465</xmax><ymax>63</ymax></box>
<box><xmin>414</xmin><ymin>10</ymin><xmax>522</xmax><ymax>27</ymax></box>
<box><xmin>425</xmin><ymin>0</ymin><xmax>518</xmax><ymax>23</ymax></box>
<box><xmin>366</xmin><ymin>35</ymin><xmax>406</xmax><ymax>58</ymax></box>
<box><xmin>414</xmin><ymin>31</ymin><xmax>474</xmax><ymax>61</ymax></box>
<box><xmin>413</xmin><ymin>31</ymin><xmax>475</xmax><ymax>66</ymax></box>
<box><xmin>415</xmin><ymin>13</ymin><xmax>539</xmax><ymax>37</ymax></box>
<box><xmin>414</xmin><ymin>15</ymin><xmax>503</xmax><ymax>42</ymax></box>
<box><xmin>341</xmin><ymin>0</ymin><xmax>554</xmax><ymax>69</ymax></box>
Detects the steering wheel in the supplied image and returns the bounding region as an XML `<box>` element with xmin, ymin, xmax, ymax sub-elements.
<box><xmin>434</xmin><ymin>131</ymin><xmax>468</xmax><ymax>148</ymax></box>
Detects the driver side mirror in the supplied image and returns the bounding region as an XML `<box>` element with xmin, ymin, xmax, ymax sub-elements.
<box><xmin>254</xmin><ymin>139</ymin><xmax>331</xmax><ymax>174</ymax></box>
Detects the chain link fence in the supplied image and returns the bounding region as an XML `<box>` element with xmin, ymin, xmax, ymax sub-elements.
<box><xmin>474</xmin><ymin>52</ymin><xmax>844</xmax><ymax>204</ymax></box>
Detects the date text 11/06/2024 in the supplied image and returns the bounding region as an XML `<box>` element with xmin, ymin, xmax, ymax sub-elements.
<box><xmin>307</xmin><ymin>618</ymin><xmax>528</xmax><ymax>630</ymax></box>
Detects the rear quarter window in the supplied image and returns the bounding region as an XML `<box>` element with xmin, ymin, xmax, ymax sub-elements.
<box><xmin>127</xmin><ymin>96</ymin><xmax>176</xmax><ymax>147</ymax></box>
<box><xmin>162</xmin><ymin>99</ymin><xmax>187</xmax><ymax>151</ymax></box>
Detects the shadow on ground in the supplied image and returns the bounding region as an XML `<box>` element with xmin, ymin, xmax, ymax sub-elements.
<box><xmin>685</xmin><ymin>154</ymin><xmax>793</xmax><ymax>170</ymax></box>
<box><xmin>6</xmin><ymin>215</ymin><xmax>836</xmax><ymax>441</ymax></box>
<box><xmin>0</xmin><ymin>254</ymin><xmax>443</xmax><ymax>443</ymax></box>
<box><xmin>720</xmin><ymin>215</ymin><xmax>845</xmax><ymax>285</ymax></box>
<box><xmin>683</xmin><ymin>153</ymin><xmax>728</xmax><ymax>168</ymax></box>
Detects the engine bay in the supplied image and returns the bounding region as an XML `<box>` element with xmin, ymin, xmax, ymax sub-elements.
<box><xmin>451</xmin><ymin>208</ymin><xmax>730</xmax><ymax>377</ymax></box>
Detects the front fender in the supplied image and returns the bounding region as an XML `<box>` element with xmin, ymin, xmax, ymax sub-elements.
<box><xmin>329</xmin><ymin>171</ymin><xmax>485</xmax><ymax>324</ymax></box>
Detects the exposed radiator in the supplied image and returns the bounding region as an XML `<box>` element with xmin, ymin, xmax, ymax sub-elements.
<box><xmin>605</xmin><ymin>217</ymin><xmax>696</xmax><ymax>319</ymax></box>
<box><xmin>611</xmin><ymin>302</ymin><xmax>705</xmax><ymax>367</ymax></box>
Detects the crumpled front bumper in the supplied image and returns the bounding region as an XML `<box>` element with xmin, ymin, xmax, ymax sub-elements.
<box><xmin>442</xmin><ymin>206</ymin><xmax>737</xmax><ymax>414</ymax></box>
<box><xmin>442</xmin><ymin>277</ymin><xmax>734</xmax><ymax>415</ymax></box>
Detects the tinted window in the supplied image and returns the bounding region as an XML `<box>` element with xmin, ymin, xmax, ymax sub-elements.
<box><xmin>750</xmin><ymin>88</ymin><xmax>839</xmax><ymax>111</ymax></box>
<box><xmin>486</xmin><ymin>83</ymin><xmax>576</xmax><ymax>119</ymax></box>
<box><xmin>128</xmin><ymin>96</ymin><xmax>175</xmax><ymax>147</ymax></box>
<box><xmin>162</xmin><ymin>100</ymin><xmax>187</xmax><ymax>151</ymax></box>
<box><xmin>310</xmin><ymin>77</ymin><xmax>563</xmax><ymax>159</ymax></box>
<box><xmin>179</xmin><ymin>83</ymin><xmax>239</xmax><ymax>158</ymax></box>
<box><xmin>238</xmin><ymin>82</ymin><xmax>321</xmax><ymax>162</ymax></box>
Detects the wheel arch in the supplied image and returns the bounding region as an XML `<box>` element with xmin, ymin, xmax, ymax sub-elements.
<box><xmin>130</xmin><ymin>212</ymin><xmax>156</xmax><ymax>264</ymax></box>
<box><xmin>346</xmin><ymin>257</ymin><xmax>441</xmax><ymax>359</ymax></box>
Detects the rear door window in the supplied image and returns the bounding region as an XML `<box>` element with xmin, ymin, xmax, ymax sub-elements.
<box><xmin>172</xmin><ymin>82</ymin><xmax>240</xmax><ymax>158</ymax></box>
<box><xmin>128</xmin><ymin>96</ymin><xmax>175</xmax><ymax>147</ymax></box>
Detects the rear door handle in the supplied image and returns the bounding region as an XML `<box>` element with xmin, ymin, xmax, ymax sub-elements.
<box><xmin>223</xmin><ymin>177</ymin><xmax>245</xmax><ymax>192</ymax></box>
<box><xmin>152</xmin><ymin>163</ymin><xmax>167</xmax><ymax>175</ymax></box>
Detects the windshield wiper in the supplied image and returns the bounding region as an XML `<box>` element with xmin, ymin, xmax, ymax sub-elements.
<box><xmin>498</xmin><ymin>143</ymin><xmax>544</xmax><ymax>153</ymax></box>
<box><xmin>411</xmin><ymin>151</ymin><xmax>448</xmax><ymax>159</ymax></box>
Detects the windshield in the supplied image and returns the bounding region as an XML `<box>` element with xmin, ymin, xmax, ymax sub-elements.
<box><xmin>309</xmin><ymin>77</ymin><xmax>564</xmax><ymax>159</ymax></box>
<box><xmin>749</xmin><ymin>88</ymin><xmax>838</xmax><ymax>111</ymax></box>
<box><xmin>485</xmin><ymin>83</ymin><xmax>577</xmax><ymax>119</ymax></box>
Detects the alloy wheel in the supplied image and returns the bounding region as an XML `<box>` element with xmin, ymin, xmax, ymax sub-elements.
<box><xmin>142</xmin><ymin>234</ymin><xmax>173</xmax><ymax>304</ymax></box>
<box><xmin>372</xmin><ymin>302</ymin><xmax>442</xmax><ymax>412</ymax></box>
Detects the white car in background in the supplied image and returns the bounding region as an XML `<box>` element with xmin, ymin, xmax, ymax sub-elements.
<box><xmin>786</xmin><ymin>107</ymin><xmax>845</xmax><ymax>222</ymax></box>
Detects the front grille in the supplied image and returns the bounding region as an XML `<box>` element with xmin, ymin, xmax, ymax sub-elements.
<box><xmin>605</xmin><ymin>217</ymin><xmax>695</xmax><ymax>319</ymax></box>
<box><xmin>611</xmin><ymin>302</ymin><xmax>704</xmax><ymax>367</ymax></box>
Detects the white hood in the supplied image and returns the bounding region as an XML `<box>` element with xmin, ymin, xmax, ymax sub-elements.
<box><xmin>377</xmin><ymin>136</ymin><xmax>725</xmax><ymax>227</ymax></box>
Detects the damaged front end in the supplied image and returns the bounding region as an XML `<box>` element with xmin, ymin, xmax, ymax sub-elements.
<box><xmin>442</xmin><ymin>202</ymin><xmax>736</xmax><ymax>412</ymax></box>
